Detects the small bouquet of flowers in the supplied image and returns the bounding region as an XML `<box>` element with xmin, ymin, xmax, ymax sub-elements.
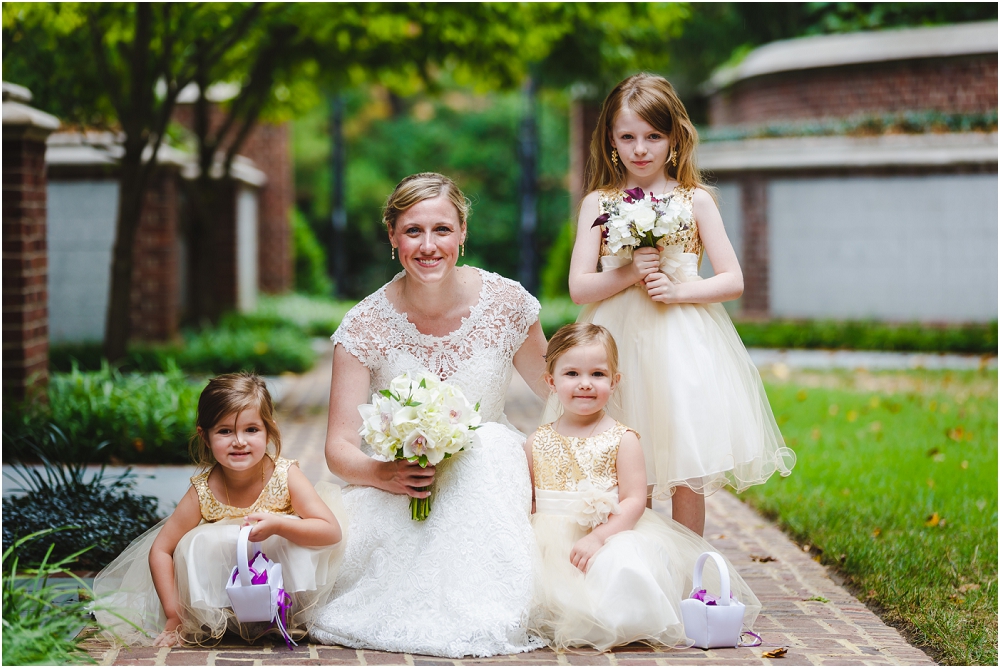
<box><xmin>593</xmin><ymin>186</ymin><xmax>692</xmax><ymax>254</ymax></box>
<box><xmin>358</xmin><ymin>371</ymin><xmax>481</xmax><ymax>521</ymax></box>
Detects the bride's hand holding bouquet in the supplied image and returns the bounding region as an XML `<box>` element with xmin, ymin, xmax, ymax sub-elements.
<box><xmin>358</xmin><ymin>371</ymin><xmax>481</xmax><ymax>520</ymax></box>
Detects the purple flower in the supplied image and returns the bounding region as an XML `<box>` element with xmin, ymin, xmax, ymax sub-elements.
<box><xmin>592</xmin><ymin>213</ymin><xmax>609</xmax><ymax>228</ymax></box>
<box><xmin>623</xmin><ymin>186</ymin><xmax>645</xmax><ymax>202</ymax></box>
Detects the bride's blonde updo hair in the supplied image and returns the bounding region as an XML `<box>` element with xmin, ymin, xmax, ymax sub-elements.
<box><xmin>544</xmin><ymin>323</ymin><xmax>620</xmax><ymax>378</ymax></box>
<box><xmin>383</xmin><ymin>172</ymin><xmax>471</xmax><ymax>231</ymax></box>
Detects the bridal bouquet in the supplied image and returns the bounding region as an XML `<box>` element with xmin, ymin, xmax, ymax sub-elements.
<box><xmin>358</xmin><ymin>371</ymin><xmax>481</xmax><ymax>521</ymax></box>
<box><xmin>593</xmin><ymin>186</ymin><xmax>692</xmax><ymax>254</ymax></box>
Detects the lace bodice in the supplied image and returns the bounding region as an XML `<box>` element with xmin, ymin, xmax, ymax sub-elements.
<box><xmin>532</xmin><ymin>422</ymin><xmax>633</xmax><ymax>492</ymax></box>
<box><xmin>598</xmin><ymin>185</ymin><xmax>701</xmax><ymax>258</ymax></box>
<box><xmin>191</xmin><ymin>456</ymin><xmax>298</xmax><ymax>522</ymax></box>
<box><xmin>333</xmin><ymin>268</ymin><xmax>540</xmax><ymax>451</ymax></box>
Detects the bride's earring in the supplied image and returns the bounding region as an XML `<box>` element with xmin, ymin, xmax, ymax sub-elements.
<box><xmin>611</xmin><ymin>147</ymin><xmax>619</xmax><ymax>167</ymax></box>
<box><xmin>391</xmin><ymin>246</ymin><xmax>395</xmax><ymax>260</ymax></box>
<box><xmin>461</xmin><ymin>242</ymin><xmax>465</xmax><ymax>257</ymax></box>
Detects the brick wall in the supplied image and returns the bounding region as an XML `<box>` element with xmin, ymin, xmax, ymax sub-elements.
<box><xmin>709</xmin><ymin>54</ymin><xmax>997</xmax><ymax>127</ymax></box>
<box><xmin>129</xmin><ymin>169</ymin><xmax>180</xmax><ymax>341</ymax></box>
<box><xmin>3</xmin><ymin>136</ymin><xmax>49</xmax><ymax>398</ymax></box>
<box><xmin>173</xmin><ymin>103</ymin><xmax>293</xmax><ymax>294</ymax></box>
<box><xmin>239</xmin><ymin>122</ymin><xmax>292</xmax><ymax>294</ymax></box>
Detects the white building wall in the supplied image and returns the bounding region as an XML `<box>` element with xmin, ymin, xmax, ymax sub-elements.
<box><xmin>768</xmin><ymin>173</ymin><xmax>998</xmax><ymax>321</ymax></box>
<box><xmin>47</xmin><ymin>180</ymin><xmax>119</xmax><ymax>342</ymax></box>
<box><xmin>236</xmin><ymin>185</ymin><xmax>259</xmax><ymax>312</ymax></box>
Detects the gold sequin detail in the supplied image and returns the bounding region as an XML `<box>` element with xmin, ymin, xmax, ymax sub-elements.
<box><xmin>191</xmin><ymin>456</ymin><xmax>298</xmax><ymax>522</ymax></box>
<box><xmin>597</xmin><ymin>186</ymin><xmax>702</xmax><ymax>258</ymax></box>
<box><xmin>532</xmin><ymin>422</ymin><xmax>630</xmax><ymax>492</ymax></box>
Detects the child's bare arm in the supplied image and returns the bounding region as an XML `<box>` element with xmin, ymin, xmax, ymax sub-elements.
<box><xmin>148</xmin><ymin>487</ymin><xmax>203</xmax><ymax>637</ymax></box>
<box><xmin>568</xmin><ymin>191</ymin><xmax>659</xmax><ymax>305</ymax></box>
<box><xmin>645</xmin><ymin>188</ymin><xmax>744</xmax><ymax>305</ymax></box>
<box><xmin>569</xmin><ymin>431</ymin><xmax>647</xmax><ymax>572</ymax></box>
<box><xmin>247</xmin><ymin>465</ymin><xmax>341</xmax><ymax>547</ymax></box>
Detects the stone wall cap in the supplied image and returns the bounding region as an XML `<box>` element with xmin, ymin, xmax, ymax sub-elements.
<box><xmin>2</xmin><ymin>81</ymin><xmax>33</xmax><ymax>103</ymax></box>
<box><xmin>704</xmin><ymin>20</ymin><xmax>999</xmax><ymax>94</ymax></box>
<box><xmin>697</xmin><ymin>131</ymin><xmax>998</xmax><ymax>172</ymax></box>
<box><xmin>2</xmin><ymin>100</ymin><xmax>60</xmax><ymax>131</ymax></box>
<box><xmin>45</xmin><ymin>131</ymin><xmax>189</xmax><ymax>169</ymax></box>
<box><xmin>180</xmin><ymin>154</ymin><xmax>267</xmax><ymax>187</ymax></box>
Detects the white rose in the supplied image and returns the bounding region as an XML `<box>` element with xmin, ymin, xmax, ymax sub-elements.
<box><xmin>623</xmin><ymin>200</ymin><xmax>657</xmax><ymax>233</ymax></box>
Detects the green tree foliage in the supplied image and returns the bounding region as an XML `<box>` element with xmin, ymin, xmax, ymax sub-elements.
<box><xmin>295</xmin><ymin>87</ymin><xmax>570</xmax><ymax>298</ymax></box>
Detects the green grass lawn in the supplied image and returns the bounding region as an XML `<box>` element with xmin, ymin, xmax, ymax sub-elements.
<box><xmin>741</xmin><ymin>368</ymin><xmax>998</xmax><ymax>666</ymax></box>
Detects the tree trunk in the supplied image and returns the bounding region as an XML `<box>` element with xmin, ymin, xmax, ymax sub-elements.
<box><xmin>186</xmin><ymin>175</ymin><xmax>232</xmax><ymax>326</ymax></box>
<box><xmin>102</xmin><ymin>148</ymin><xmax>147</xmax><ymax>362</ymax></box>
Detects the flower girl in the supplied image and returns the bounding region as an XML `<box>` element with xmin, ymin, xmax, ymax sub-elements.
<box><xmin>565</xmin><ymin>72</ymin><xmax>795</xmax><ymax>534</ymax></box>
<box><xmin>525</xmin><ymin>323</ymin><xmax>759</xmax><ymax>651</ymax></box>
<box><xmin>93</xmin><ymin>372</ymin><xmax>345</xmax><ymax>647</ymax></box>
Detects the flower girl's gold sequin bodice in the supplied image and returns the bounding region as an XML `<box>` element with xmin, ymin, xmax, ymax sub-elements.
<box><xmin>532</xmin><ymin>422</ymin><xmax>633</xmax><ymax>492</ymax></box>
<box><xmin>191</xmin><ymin>455</ymin><xmax>298</xmax><ymax>521</ymax></box>
<box><xmin>598</xmin><ymin>186</ymin><xmax>701</xmax><ymax>257</ymax></box>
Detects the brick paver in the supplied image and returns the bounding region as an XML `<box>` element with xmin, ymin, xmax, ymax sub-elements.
<box><xmin>86</xmin><ymin>344</ymin><xmax>934</xmax><ymax>666</ymax></box>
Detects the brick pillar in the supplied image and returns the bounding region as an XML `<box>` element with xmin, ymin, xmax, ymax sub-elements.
<box><xmin>240</xmin><ymin>122</ymin><xmax>292</xmax><ymax>294</ymax></box>
<box><xmin>740</xmin><ymin>176</ymin><xmax>770</xmax><ymax>316</ymax></box>
<box><xmin>2</xmin><ymin>83</ymin><xmax>59</xmax><ymax>400</ymax></box>
<box><xmin>129</xmin><ymin>168</ymin><xmax>180</xmax><ymax>342</ymax></box>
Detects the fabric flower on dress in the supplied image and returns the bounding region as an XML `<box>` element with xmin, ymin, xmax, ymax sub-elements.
<box><xmin>570</xmin><ymin>480</ymin><xmax>620</xmax><ymax>529</ymax></box>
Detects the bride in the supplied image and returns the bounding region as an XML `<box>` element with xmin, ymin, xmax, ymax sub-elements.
<box><xmin>309</xmin><ymin>173</ymin><xmax>550</xmax><ymax>657</ymax></box>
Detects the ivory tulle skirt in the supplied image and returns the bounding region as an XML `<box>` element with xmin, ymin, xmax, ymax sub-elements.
<box><xmin>545</xmin><ymin>249</ymin><xmax>796</xmax><ymax>499</ymax></box>
<box><xmin>92</xmin><ymin>482</ymin><xmax>347</xmax><ymax>647</ymax></box>
<box><xmin>527</xmin><ymin>490</ymin><xmax>760</xmax><ymax>651</ymax></box>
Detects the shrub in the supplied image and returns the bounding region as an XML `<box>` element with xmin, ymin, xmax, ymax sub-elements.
<box><xmin>734</xmin><ymin>319</ymin><xmax>998</xmax><ymax>354</ymax></box>
<box><xmin>293</xmin><ymin>208</ymin><xmax>334</xmax><ymax>296</ymax></box>
<box><xmin>2</xmin><ymin>430</ymin><xmax>162</xmax><ymax>570</ymax></box>
<box><xmin>3</xmin><ymin>530</ymin><xmax>101</xmax><ymax>665</ymax></box>
<box><xmin>538</xmin><ymin>298</ymin><xmax>583</xmax><ymax>339</ymax></box>
<box><xmin>540</xmin><ymin>221</ymin><xmax>575</xmax><ymax>300</ymax></box>
<box><xmin>4</xmin><ymin>365</ymin><xmax>203</xmax><ymax>464</ymax></box>
<box><xmin>176</xmin><ymin>314</ymin><xmax>316</xmax><ymax>374</ymax></box>
<box><xmin>255</xmin><ymin>293</ymin><xmax>357</xmax><ymax>337</ymax></box>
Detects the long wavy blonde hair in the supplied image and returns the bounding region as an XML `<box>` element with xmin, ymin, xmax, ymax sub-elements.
<box><xmin>585</xmin><ymin>72</ymin><xmax>709</xmax><ymax>196</ymax></box>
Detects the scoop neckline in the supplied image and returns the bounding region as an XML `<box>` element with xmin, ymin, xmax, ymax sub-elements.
<box><xmin>549</xmin><ymin>420</ymin><xmax>622</xmax><ymax>440</ymax></box>
<box><xmin>382</xmin><ymin>266</ymin><xmax>488</xmax><ymax>341</ymax></box>
<box><xmin>206</xmin><ymin>454</ymin><xmax>277</xmax><ymax>511</ymax></box>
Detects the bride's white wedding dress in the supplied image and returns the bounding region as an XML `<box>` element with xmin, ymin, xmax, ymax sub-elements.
<box><xmin>309</xmin><ymin>267</ymin><xmax>546</xmax><ymax>658</ymax></box>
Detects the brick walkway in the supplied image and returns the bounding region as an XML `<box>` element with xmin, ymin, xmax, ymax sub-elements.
<box><xmin>85</xmin><ymin>345</ymin><xmax>934</xmax><ymax>666</ymax></box>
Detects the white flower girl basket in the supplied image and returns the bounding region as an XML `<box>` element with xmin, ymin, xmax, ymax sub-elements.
<box><xmin>680</xmin><ymin>551</ymin><xmax>758</xmax><ymax>649</ymax></box>
<box><xmin>226</xmin><ymin>525</ymin><xmax>296</xmax><ymax>647</ymax></box>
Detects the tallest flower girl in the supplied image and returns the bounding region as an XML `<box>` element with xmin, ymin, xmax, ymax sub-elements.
<box><xmin>566</xmin><ymin>72</ymin><xmax>795</xmax><ymax>535</ymax></box>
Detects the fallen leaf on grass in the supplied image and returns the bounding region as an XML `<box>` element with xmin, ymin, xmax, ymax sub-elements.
<box><xmin>925</xmin><ymin>512</ymin><xmax>941</xmax><ymax>527</ymax></box>
<box><xmin>948</xmin><ymin>594</ymin><xmax>965</xmax><ymax>604</ymax></box>
<box><xmin>762</xmin><ymin>647</ymin><xmax>788</xmax><ymax>658</ymax></box>
<box><xmin>805</xmin><ymin>596</ymin><xmax>829</xmax><ymax>603</ymax></box>
<box><xmin>751</xmin><ymin>555</ymin><xmax>777</xmax><ymax>563</ymax></box>
<box><xmin>812</xmin><ymin>555</ymin><xmax>822</xmax><ymax>563</ymax></box>
<box><xmin>872</xmin><ymin>527</ymin><xmax>881</xmax><ymax>538</ymax></box>
<box><xmin>957</xmin><ymin>583</ymin><xmax>980</xmax><ymax>593</ymax></box>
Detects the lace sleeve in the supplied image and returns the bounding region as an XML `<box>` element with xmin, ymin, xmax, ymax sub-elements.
<box><xmin>485</xmin><ymin>274</ymin><xmax>540</xmax><ymax>355</ymax></box>
<box><xmin>331</xmin><ymin>297</ymin><xmax>384</xmax><ymax>369</ymax></box>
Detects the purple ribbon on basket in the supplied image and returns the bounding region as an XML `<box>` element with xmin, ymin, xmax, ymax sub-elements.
<box><xmin>691</xmin><ymin>588</ymin><xmax>736</xmax><ymax>606</ymax></box>
<box><xmin>272</xmin><ymin>589</ymin><xmax>297</xmax><ymax>650</ymax></box>
<box><xmin>230</xmin><ymin>550</ymin><xmax>271</xmax><ymax>585</ymax></box>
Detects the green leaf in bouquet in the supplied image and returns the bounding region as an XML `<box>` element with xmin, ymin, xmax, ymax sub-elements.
<box><xmin>419</xmin><ymin>378</ymin><xmax>427</xmax><ymax>388</ymax></box>
<box><xmin>418</xmin><ymin>455</ymin><xmax>429</xmax><ymax>467</ymax></box>
<box><xmin>379</xmin><ymin>389</ymin><xmax>394</xmax><ymax>399</ymax></box>
<box><xmin>474</xmin><ymin>401</ymin><xmax>481</xmax><ymax>411</ymax></box>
